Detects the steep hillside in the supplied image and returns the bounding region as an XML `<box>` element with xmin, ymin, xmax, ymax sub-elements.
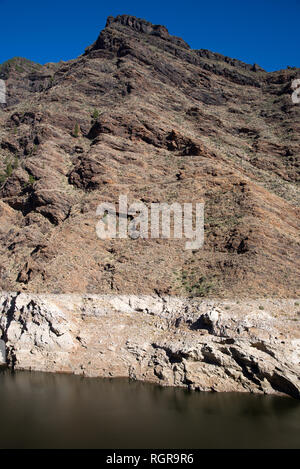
<box><xmin>0</xmin><ymin>14</ymin><xmax>299</xmax><ymax>297</ymax></box>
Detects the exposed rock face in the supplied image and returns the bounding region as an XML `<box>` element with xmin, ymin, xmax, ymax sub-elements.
<box><xmin>0</xmin><ymin>15</ymin><xmax>299</xmax><ymax>297</ymax></box>
<box><xmin>0</xmin><ymin>292</ymin><xmax>299</xmax><ymax>399</ymax></box>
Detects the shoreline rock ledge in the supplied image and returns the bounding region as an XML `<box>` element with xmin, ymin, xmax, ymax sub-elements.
<box><xmin>0</xmin><ymin>292</ymin><xmax>299</xmax><ymax>399</ymax></box>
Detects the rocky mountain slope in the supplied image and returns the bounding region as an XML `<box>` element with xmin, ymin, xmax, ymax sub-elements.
<box><xmin>0</xmin><ymin>14</ymin><xmax>299</xmax><ymax>298</ymax></box>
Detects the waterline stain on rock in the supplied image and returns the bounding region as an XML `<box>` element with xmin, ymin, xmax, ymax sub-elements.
<box><xmin>0</xmin><ymin>292</ymin><xmax>299</xmax><ymax>399</ymax></box>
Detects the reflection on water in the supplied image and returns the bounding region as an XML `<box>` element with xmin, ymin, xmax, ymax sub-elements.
<box><xmin>0</xmin><ymin>369</ymin><xmax>299</xmax><ymax>448</ymax></box>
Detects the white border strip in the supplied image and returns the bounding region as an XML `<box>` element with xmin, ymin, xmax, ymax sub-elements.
<box><xmin>0</xmin><ymin>79</ymin><xmax>6</xmax><ymax>104</ymax></box>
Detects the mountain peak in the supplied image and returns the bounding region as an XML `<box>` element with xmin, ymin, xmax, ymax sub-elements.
<box><xmin>84</xmin><ymin>14</ymin><xmax>190</xmax><ymax>56</ymax></box>
<box><xmin>105</xmin><ymin>14</ymin><xmax>170</xmax><ymax>38</ymax></box>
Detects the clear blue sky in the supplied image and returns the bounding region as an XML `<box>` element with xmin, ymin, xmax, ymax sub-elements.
<box><xmin>0</xmin><ymin>0</ymin><xmax>299</xmax><ymax>72</ymax></box>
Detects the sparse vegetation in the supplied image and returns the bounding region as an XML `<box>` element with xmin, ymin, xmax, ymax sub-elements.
<box><xmin>73</xmin><ymin>123</ymin><xmax>80</xmax><ymax>138</ymax></box>
<box><xmin>0</xmin><ymin>158</ymin><xmax>19</xmax><ymax>185</ymax></box>
<box><xmin>28</xmin><ymin>174</ymin><xmax>36</xmax><ymax>186</ymax></box>
<box><xmin>176</xmin><ymin>270</ymin><xmax>214</xmax><ymax>297</ymax></box>
<box><xmin>13</xmin><ymin>156</ymin><xmax>19</xmax><ymax>169</ymax></box>
<box><xmin>5</xmin><ymin>162</ymin><xmax>13</xmax><ymax>178</ymax></box>
<box><xmin>92</xmin><ymin>109</ymin><xmax>100</xmax><ymax>120</ymax></box>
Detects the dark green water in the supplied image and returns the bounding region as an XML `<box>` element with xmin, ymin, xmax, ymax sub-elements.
<box><xmin>0</xmin><ymin>369</ymin><xmax>299</xmax><ymax>449</ymax></box>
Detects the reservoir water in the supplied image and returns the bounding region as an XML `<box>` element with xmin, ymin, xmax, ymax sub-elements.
<box><xmin>0</xmin><ymin>369</ymin><xmax>299</xmax><ymax>449</ymax></box>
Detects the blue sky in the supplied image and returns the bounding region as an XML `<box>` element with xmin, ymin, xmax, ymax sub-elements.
<box><xmin>0</xmin><ymin>0</ymin><xmax>299</xmax><ymax>71</ymax></box>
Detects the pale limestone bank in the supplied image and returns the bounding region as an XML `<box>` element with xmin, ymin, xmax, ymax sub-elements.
<box><xmin>0</xmin><ymin>292</ymin><xmax>299</xmax><ymax>398</ymax></box>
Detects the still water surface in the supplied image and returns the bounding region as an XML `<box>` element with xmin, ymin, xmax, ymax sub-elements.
<box><xmin>0</xmin><ymin>370</ymin><xmax>299</xmax><ymax>449</ymax></box>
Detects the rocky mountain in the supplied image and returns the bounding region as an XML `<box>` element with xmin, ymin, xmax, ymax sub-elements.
<box><xmin>0</xmin><ymin>14</ymin><xmax>299</xmax><ymax>298</ymax></box>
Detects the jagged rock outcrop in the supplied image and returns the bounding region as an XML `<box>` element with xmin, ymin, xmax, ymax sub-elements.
<box><xmin>85</xmin><ymin>14</ymin><xmax>190</xmax><ymax>56</ymax></box>
<box><xmin>0</xmin><ymin>292</ymin><xmax>299</xmax><ymax>398</ymax></box>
